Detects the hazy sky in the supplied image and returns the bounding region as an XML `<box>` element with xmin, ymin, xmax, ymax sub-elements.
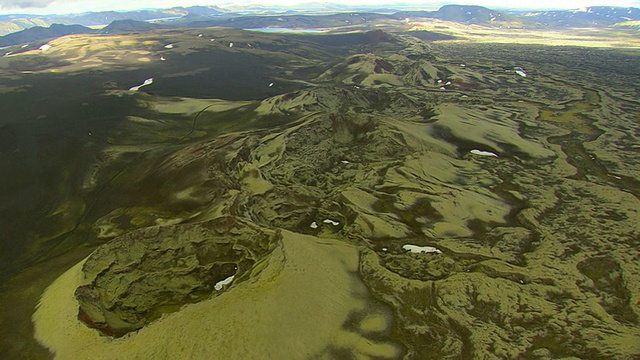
<box><xmin>0</xmin><ymin>0</ymin><xmax>638</xmax><ymax>15</ymax></box>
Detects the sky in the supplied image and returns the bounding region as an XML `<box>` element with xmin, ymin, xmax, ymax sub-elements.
<box><xmin>0</xmin><ymin>0</ymin><xmax>638</xmax><ymax>15</ymax></box>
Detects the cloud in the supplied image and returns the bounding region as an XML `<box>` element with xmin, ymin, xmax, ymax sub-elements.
<box><xmin>0</xmin><ymin>0</ymin><xmax>56</xmax><ymax>9</ymax></box>
<box><xmin>0</xmin><ymin>0</ymin><xmax>179</xmax><ymax>14</ymax></box>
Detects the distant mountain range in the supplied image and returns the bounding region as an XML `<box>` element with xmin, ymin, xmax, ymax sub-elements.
<box><xmin>393</xmin><ymin>5</ymin><xmax>523</xmax><ymax>24</ymax></box>
<box><xmin>1</xmin><ymin>5</ymin><xmax>638</xmax><ymax>48</ymax></box>
<box><xmin>513</xmin><ymin>6</ymin><xmax>640</xmax><ymax>27</ymax></box>
<box><xmin>0</xmin><ymin>23</ymin><xmax>93</xmax><ymax>47</ymax></box>
<box><xmin>0</xmin><ymin>6</ymin><xmax>224</xmax><ymax>37</ymax></box>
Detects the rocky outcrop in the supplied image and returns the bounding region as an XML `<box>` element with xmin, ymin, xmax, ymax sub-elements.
<box><xmin>75</xmin><ymin>216</ymin><xmax>280</xmax><ymax>337</ymax></box>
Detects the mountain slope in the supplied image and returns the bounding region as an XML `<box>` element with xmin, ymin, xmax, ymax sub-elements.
<box><xmin>0</xmin><ymin>6</ymin><xmax>224</xmax><ymax>37</ymax></box>
<box><xmin>188</xmin><ymin>12</ymin><xmax>389</xmax><ymax>30</ymax></box>
<box><xmin>514</xmin><ymin>6</ymin><xmax>640</xmax><ymax>27</ymax></box>
<box><xmin>393</xmin><ymin>5</ymin><xmax>530</xmax><ymax>27</ymax></box>
<box><xmin>432</xmin><ymin>5</ymin><xmax>512</xmax><ymax>23</ymax></box>
<box><xmin>0</xmin><ymin>17</ymin><xmax>49</xmax><ymax>38</ymax></box>
<box><xmin>0</xmin><ymin>23</ymin><xmax>93</xmax><ymax>47</ymax></box>
<box><xmin>100</xmin><ymin>19</ymin><xmax>166</xmax><ymax>34</ymax></box>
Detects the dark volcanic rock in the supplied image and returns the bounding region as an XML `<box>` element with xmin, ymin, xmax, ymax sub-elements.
<box><xmin>75</xmin><ymin>216</ymin><xmax>280</xmax><ymax>337</ymax></box>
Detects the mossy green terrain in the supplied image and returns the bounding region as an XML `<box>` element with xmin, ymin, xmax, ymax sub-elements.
<box><xmin>0</xmin><ymin>24</ymin><xmax>638</xmax><ymax>359</ymax></box>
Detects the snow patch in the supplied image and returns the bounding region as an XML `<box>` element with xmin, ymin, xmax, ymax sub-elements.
<box><xmin>403</xmin><ymin>244</ymin><xmax>442</xmax><ymax>254</ymax></box>
<box><xmin>470</xmin><ymin>149</ymin><xmax>498</xmax><ymax>157</ymax></box>
<box><xmin>514</xmin><ymin>67</ymin><xmax>528</xmax><ymax>77</ymax></box>
<box><xmin>129</xmin><ymin>78</ymin><xmax>154</xmax><ymax>91</ymax></box>
<box><xmin>323</xmin><ymin>219</ymin><xmax>339</xmax><ymax>226</ymax></box>
<box><xmin>39</xmin><ymin>44</ymin><xmax>51</xmax><ymax>51</ymax></box>
<box><xmin>310</xmin><ymin>222</ymin><xmax>318</xmax><ymax>229</ymax></box>
<box><xmin>214</xmin><ymin>275</ymin><xmax>234</xmax><ymax>291</ymax></box>
<box><xmin>164</xmin><ymin>43</ymin><xmax>174</xmax><ymax>49</ymax></box>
